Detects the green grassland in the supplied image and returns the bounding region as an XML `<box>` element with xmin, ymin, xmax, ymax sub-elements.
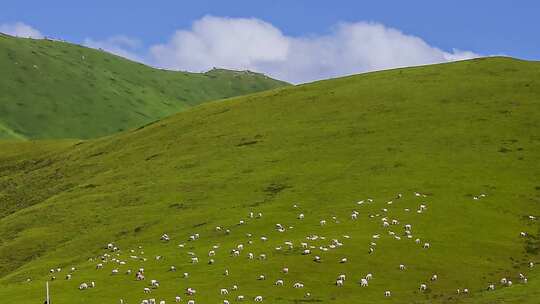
<box><xmin>0</xmin><ymin>34</ymin><xmax>288</xmax><ymax>139</ymax></box>
<box><xmin>0</xmin><ymin>57</ymin><xmax>539</xmax><ymax>303</ymax></box>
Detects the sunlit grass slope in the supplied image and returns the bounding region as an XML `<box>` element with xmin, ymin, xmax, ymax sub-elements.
<box><xmin>0</xmin><ymin>57</ymin><xmax>538</xmax><ymax>303</ymax></box>
<box><xmin>0</xmin><ymin>33</ymin><xmax>288</xmax><ymax>139</ymax></box>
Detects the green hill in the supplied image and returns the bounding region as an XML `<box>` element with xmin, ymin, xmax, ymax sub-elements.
<box><xmin>0</xmin><ymin>33</ymin><xmax>288</xmax><ymax>139</ymax></box>
<box><xmin>0</xmin><ymin>57</ymin><xmax>538</xmax><ymax>304</ymax></box>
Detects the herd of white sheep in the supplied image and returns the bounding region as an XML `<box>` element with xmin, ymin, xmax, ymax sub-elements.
<box><xmin>40</xmin><ymin>191</ymin><xmax>536</xmax><ymax>303</ymax></box>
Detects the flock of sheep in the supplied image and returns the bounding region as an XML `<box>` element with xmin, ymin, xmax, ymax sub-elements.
<box><xmin>44</xmin><ymin>191</ymin><xmax>535</xmax><ymax>303</ymax></box>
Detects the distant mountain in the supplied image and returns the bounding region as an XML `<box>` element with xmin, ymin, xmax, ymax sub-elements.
<box><xmin>0</xmin><ymin>33</ymin><xmax>289</xmax><ymax>139</ymax></box>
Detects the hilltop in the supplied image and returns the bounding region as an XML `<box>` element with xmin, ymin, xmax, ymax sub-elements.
<box><xmin>0</xmin><ymin>34</ymin><xmax>288</xmax><ymax>139</ymax></box>
<box><xmin>0</xmin><ymin>57</ymin><xmax>538</xmax><ymax>303</ymax></box>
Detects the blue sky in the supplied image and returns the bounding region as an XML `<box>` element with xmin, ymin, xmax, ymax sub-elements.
<box><xmin>1</xmin><ymin>1</ymin><xmax>537</xmax><ymax>83</ymax></box>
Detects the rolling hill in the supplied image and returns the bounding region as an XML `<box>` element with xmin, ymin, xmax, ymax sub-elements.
<box><xmin>0</xmin><ymin>33</ymin><xmax>288</xmax><ymax>139</ymax></box>
<box><xmin>0</xmin><ymin>57</ymin><xmax>538</xmax><ymax>303</ymax></box>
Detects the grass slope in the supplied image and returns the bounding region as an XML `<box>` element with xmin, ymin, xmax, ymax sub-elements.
<box><xmin>0</xmin><ymin>57</ymin><xmax>538</xmax><ymax>304</ymax></box>
<box><xmin>0</xmin><ymin>34</ymin><xmax>288</xmax><ymax>139</ymax></box>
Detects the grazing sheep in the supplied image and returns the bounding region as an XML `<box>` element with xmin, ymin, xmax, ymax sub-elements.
<box><xmin>487</xmin><ymin>284</ymin><xmax>495</xmax><ymax>291</ymax></box>
<box><xmin>175</xmin><ymin>296</ymin><xmax>181</xmax><ymax>302</ymax></box>
<box><xmin>423</xmin><ymin>243</ymin><xmax>430</xmax><ymax>249</ymax></box>
<box><xmin>340</xmin><ymin>258</ymin><xmax>348</xmax><ymax>263</ymax></box>
<box><xmin>365</xmin><ymin>273</ymin><xmax>373</xmax><ymax>280</ymax></box>
<box><xmin>420</xmin><ymin>284</ymin><xmax>427</xmax><ymax>291</ymax></box>
<box><xmin>336</xmin><ymin>279</ymin><xmax>344</xmax><ymax>287</ymax></box>
<box><xmin>275</xmin><ymin>279</ymin><xmax>284</xmax><ymax>286</ymax></box>
<box><xmin>254</xmin><ymin>295</ymin><xmax>263</xmax><ymax>302</ymax></box>
<box><xmin>187</xmin><ymin>300</ymin><xmax>195</xmax><ymax>304</ymax></box>
<box><xmin>293</xmin><ymin>282</ymin><xmax>304</xmax><ymax>288</ymax></box>
<box><xmin>237</xmin><ymin>295</ymin><xmax>245</xmax><ymax>301</ymax></box>
<box><xmin>79</xmin><ymin>283</ymin><xmax>88</xmax><ymax>290</ymax></box>
<box><xmin>283</xmin><ymin>267</ymin><xmax>289</xmax><ymax>274</ymax></box>
<box><xmin>298</xmin><ymin>214</ymin><xmax>305</xmax><ymax>219</ymax></box>
<box><xmin>220</xmin><ymin>288</ymin><xmax>229</xmax><ymax>295</ymax></box>
<box><xmin>320</xmin><ymin>220</ymin><xmax>326</xmax><ymax>226</ymax></box>
<box><xmin>431</xmin><ymin>274</ymin><xmax>438</xmax><ymax>281</ymax></box>
<box><xmin>144</xmin><ymin>287</ymin><xmax>151</xmax><ymax>294</ymax></box>
<box><xmin>399</xmin><ymin>264</ymin><xmax>406</xmax><ymax>270</ymax></box>
<box><xmin>360</xmin><ymin>278</ymin><xmax>368</xmax><ymax>287</ymax></box>
<box><xmin>384</xmin><ymin>290</ymin><xmax>391</xmax><ymax>297</ymax></box>
<box><xmin>66</xmin><ymin>274</ymin><xmax>72</xmax><ymax>280</ymax></box>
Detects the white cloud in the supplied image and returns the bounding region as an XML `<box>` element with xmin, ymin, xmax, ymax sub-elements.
<box><xmin>1</xmin><ymin>18</ymin><xmax>481</xmax><ymax>84</ymax></box>
<box><xmin>83</xmin><ymin>35</ymin><xmax>143</xmax><ymax>62</ymax></box>
<box><xmin>149</xmin><ymin>16</ymin><xmax>480</xmax><ymax>83</ymax></box>
<box><xmin>0</xmin><ymin>22</ymin><xmax>43</xmax><ymax>39</ymax></box>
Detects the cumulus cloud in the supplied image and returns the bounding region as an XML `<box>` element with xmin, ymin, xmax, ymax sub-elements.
<box><xmin>83</xmin><ymin>35</ymin><xmax>143</xmax><ymax>62</ymax></box>
<box><xmin>0</xmin><ymin>22</ymin><xmax>43</xmax><ymax>39</ymax></box>
<box><xmin>2</xmin><ymin>18</ymin><xmax>480</xmax><ymax>84</ymax></box>
<box><xmin>149</xmin><ymin>16</ymin><xmax>480</xmax><ymax>83</ymax></box>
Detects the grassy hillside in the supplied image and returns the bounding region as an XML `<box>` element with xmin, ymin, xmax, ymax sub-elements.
<box><xmin>0</xmin><ymin>57</ymin><xmax>538</xmax><ymax>304</ymax></box>
<box><xmin>0</xmin><ymin>33</ymin><xmax>288</xmax><ymax>139</ymax></box>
